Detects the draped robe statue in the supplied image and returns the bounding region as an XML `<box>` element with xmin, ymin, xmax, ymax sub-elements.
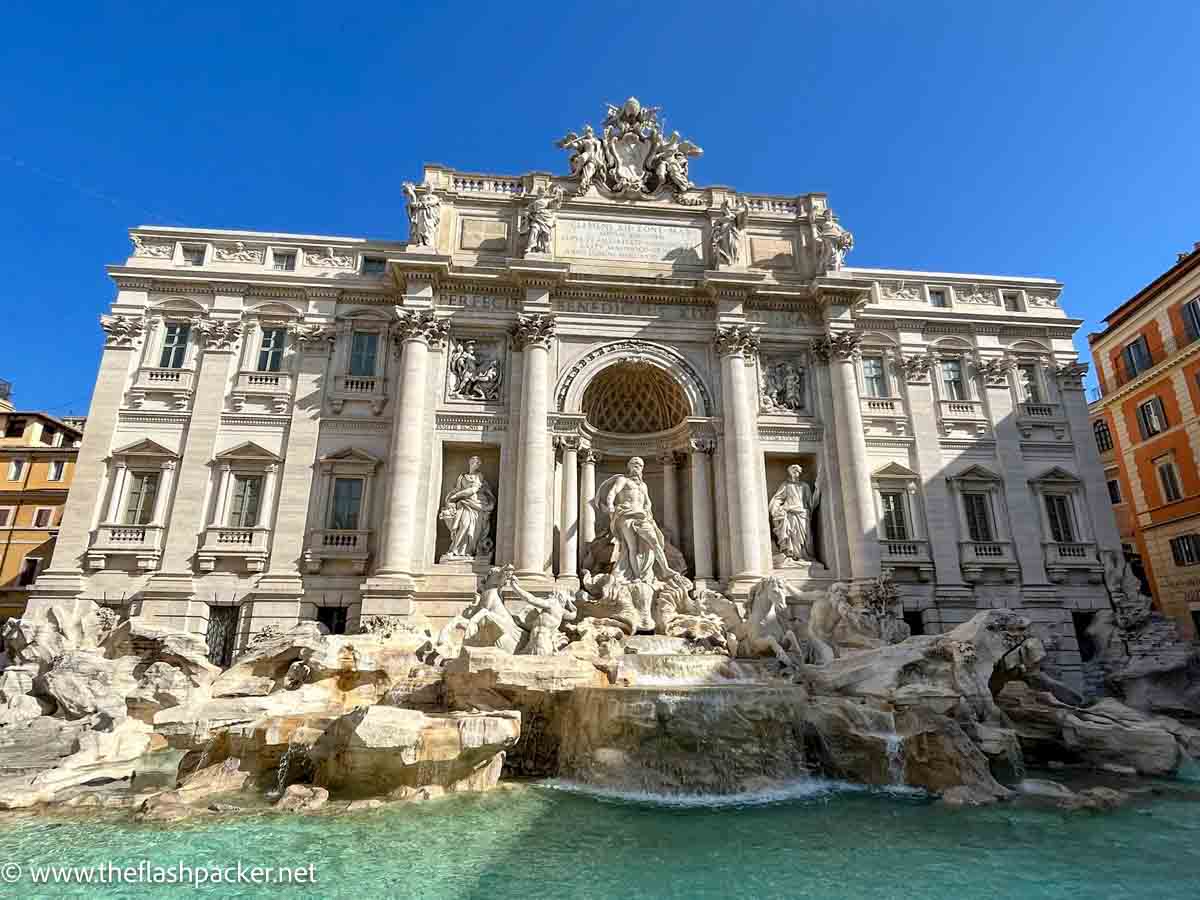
<box><xmin>598</xmin><ymin>457</ymin><xmax>677</xmax><ymax>585</ymax></box>
<box><xmin>769</xmin><ymin>464</ymin><xmax>820</xmax><ymax>564</ymax></box>
<box><xmin>438</xmin><ymin>456</ymin><xmax>496</xmax><ymax>561</ymax></box>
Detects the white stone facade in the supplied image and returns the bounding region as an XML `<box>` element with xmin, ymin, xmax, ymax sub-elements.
<box><xmin>30</xmin><ymin>110</ymin><xmax>1121</xmax><ymax>685</ymax></box>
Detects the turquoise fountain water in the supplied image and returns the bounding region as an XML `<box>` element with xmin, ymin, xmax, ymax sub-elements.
<box><xmin>2</xmin><ymin>782</ymin><xmax>1199</xmax><ymax>899</ymax></box>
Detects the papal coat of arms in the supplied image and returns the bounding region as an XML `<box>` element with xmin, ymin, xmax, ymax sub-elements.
<box><xmin>555</xmin><ymin>97</ymin><xmax>703</xmax><ymax>201</ymax></box>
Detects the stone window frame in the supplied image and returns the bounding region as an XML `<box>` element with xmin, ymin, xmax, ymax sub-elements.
<box><xmin>334</xmin><ymin>310</ymin><xmax>393</xmax><ymax>381</ymax></box>
<box><xmin>100</xmin><ymin>439</ymin><xmax>179</xmax><ymax>528</ymax></box>
<box><xmin>1106</xmin><ymin>474</ymin><xmax>1122</xmax><ymax>505</ymax></box>
<box><xmin>926</xmin><ymin>285</ymin><xmax>951</xmax><ymax>308</ymax></box>
<box><xmin>310</xmin><ymin>447</ymin><xmax>383</xmax><ymax>537</ymax></box>
<box><xmin>1136</xmin><ymin>395</ymin><xmax>1168</xmax><ymax>440</ymax></box>
<box><xmin>1001</xmin><ymin>289</ymin><xmax>1025</xmax><ymax>312</ymax></box>
<box><xmin>1152</xmin><ymin>452</ymin><xmax>1184</xmax><ymax>504</ymax></box>
<box><xmin>871</xmin><ymin>463</ymin><xmax>927</xmax><ymax>543</ymax></box>
<box><xmin>927</xmin><ymin>340</ymin><xmax>978</xmax><ymax>404</ymax></box>
<box><xmin>269</xmin><ymin>246</ymin><xmax>298</xmax><ymax>272</ymax></box>
<box><xmin>179</xmin><ymin>243</ymin><xmax>208</xmax><ymax>267</ymax></box>
<box><xmin>139</xmin><ymin>300</ymin><xmax>208</xmax><ymax>373</ymax></box>
<box><xmin>17</xmin><ymin>556</ymin><xmax>42</xmax><ymax>586</ymax></box>
<box><xmin>1029</xmin><ymin>467</ymin><xmax>1095</xmax><ymax>548</ymax></box>
<box><xmin>208</xmin><ymin>442</ymin><xmax>283</xmax><ymax>530</ymax></box>
<box><xmin>1011</xmin><ymin>355</ymin><xmax>1052</xmax><ymax>406</ymax></box>
<box><xmin>47</xmin><ymin>459</ymin><xmax>66</xmax><ymax>482</ymax></box>
<box><xmin>361</xmin><ymin>256</ymin><xmax>388</xmax><ymax>276</ymax></box>
<box><xmin>1169</xmin><ymin>534</ymin><xmax>1200</xmax><ymax>567</ymax></box>
<box><xmin>31</xmin><ymin>507</ymin><xmax>55</xmax><ymax>529</ymax></box>
<box><xmin>238</xmin><ymin>304</ymin><xmax>302</xmax><ymax>375</ymax></box>
<box><xmin>856</xmin><ymin>335</ymin><xmax>899</xmax><ymax>400</ymax></box>
<box><xmin>946</xmin><ymin>464</ymin><xmax>1012</xmax><ymax>546</ymax></box>
<box><xmin>0</xmin><ymin>506</ymin><xmax>13</xmax><ymax>527</ymax></box>
<box><xmin>6</xmin><ymin>458</ymin><xmax>26</xmax><ymax>482</ymax></box>
<box><xmin>1093</xmin><ymin>419</ymin><xmax>1114</xmax><ymax>453</ymax></box>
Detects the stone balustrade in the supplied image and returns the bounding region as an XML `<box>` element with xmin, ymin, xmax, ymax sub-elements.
<box><xmin>198</xmin><ymin>526</ymin><xmax>271</xmax><ymax>572</ymax></box>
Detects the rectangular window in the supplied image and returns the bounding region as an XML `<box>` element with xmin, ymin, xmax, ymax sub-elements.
<box><xmin>1158</xmin><ymin>460</ymin><xmax>1183</xmax><ymax>503</ymax></box>
<box><xmin>48</xmin><ymin>460</ymin><xmax>65</xmax><ymax>482</ymax></box>
<box><xmin>257</xmin><ymin>327</ymin><xmax>287</xmax><ymax>372</ymax></box>
<box><xmin>1183</xmin><ymin>299</ymin><xmax>1200</xmax><ymax>344</ymax></box>
<box><xmin>1170</xmin><ymin>534</ymin><xmax>1200</xmax><ymax>567</ymax></box>
<box><xmin>4</xmin><ymin>418</ymin><xmax>26</xmax><ymax>438</ymax></box>
<box><xmin>1094</xmin><ymin>420</ymin><xmax>1113</xmax><ymax>452</ymax></box>
<box><xmin>6</xmin><ymin>459</ymin><xmax>25</xmax><ymax>481</ymax></box>
<box><xmin>929</xmin><ymin>289</ymin><xmax>948</xmax><ymax>308</ymax></box>
<box><xmin>1120</xmin><ymin>336</ymin><xmax>1152</xmax><ymax>380</ymax></box>
<box><xmin>361</xmin><ymin>257</ymin><xmax>387</xmax><ymax>275</ymax></box>
<box><xmin>1017</xmin><ymin>364</ymin><xmax>1043</xmax><ymax>403</ymax></box>
<box><xmin>941</xmin><ymin>359</ymin><xmax>966</xmax><ymax>401</ymax></box>
<box><xmin>159</xmin><ymin>323</ymin><xmax>190</xmax><ymax>369</ymax></box>
<box><xmin>862</xmin><ymin>357</ymin><xmax>886</xmax><ymax>398</ymax></box>
<box><xmin>1136</xmin><ymin>396</ymin><xmax>1168</xmax><ymax>439</ymax></box>
<box><xmin>329</xmin><ymin>478</ymin><xmax>363</xmax><ymax>530</ymax></box>
<box><xmin>963</xmin><ymin>492</ymin><xmax>994</xmax><ymax>542</ymax></box>
<box><xmin>880</xmin><ymin>491</ymin><xmax>909</xmax><ymax>541</ymax></box>
<box><xmin>0</xmin><ymin>508</ymin><xmax>12</xmax><ymax>527</ymax></box>
<box><xmin>349</xmin><ymin>332</ymin><xmax>379</xmax><ymax>377</ymax></box>
<box><xmin>182</xmin><ymin>246</ymin><xmax>205</xmax><ymax>266</ymax></box>
<box><xmin>1107</xmin><ymin>479</ymin><xmax>1122</xmax><ymax>504</ymax></box>
<box><xmin>228</xmin><ymin>475</ymin><xmax>264</xmax><ymax>528</ymax></box>
<box><xmin>18</xmin><ymin>557</ymin><xmax>41</xmax><ymax>586</ymax></box>
<box><xmin>33</xmin><ymin>508</ymin><xmax>53</xmax><ymax>528</ymax></box>
<box><xmin>123</xmin><ymin>472</ymin><xmax>160</xmax><ymax>525</ymax></box>
<box><xmin>39</xmin><ymin>427</ymin><xmax>54</xmax><ymax>445</ymax></box>
<box><xmin>272</xmin><ymin>251</ymin><xmax>296</xmax><ymax>272</ymax></box>
<box><xmin>1002</xmin><ymin>291</ymin><xmax>1021</xmax><ymax>312</ymax></box>
<box><xmin>1044</xmin><ymin>494</ymin><xmax>1076</xmax><ymax>543</ymax></box>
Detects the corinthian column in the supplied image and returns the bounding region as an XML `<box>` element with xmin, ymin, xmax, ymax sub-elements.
<box><xmin>689</xmin><ymin>437</ymin><xmax>716</xmax><ymax>589</ymax></box>
<box><xmin>558</xmin><ymin>436</ymin><xmax>580</xmax><ymax>584</ymax></box>
<box><xmin>580</xmin><ymin>448</ymin><xmax>599</xmax><ymax>547</ymax></box>
<box><xmin>715</xmin><ymin>324</ymin><xmax>768</xmax><ymax>584</ymax></box>
<box><xmin>814</xmin><ymin>329</ymin><xmax>881</xmax><ymax>581</ymax></box>
<box><xmin>376</xmin><ymin>310</ymin><xmax>448</xmax><ymax>580</ymax></box>
<box><xmin>512</xmin><ymin>314</ymin><xmax>556</xmax><ymax>576</ymax></box>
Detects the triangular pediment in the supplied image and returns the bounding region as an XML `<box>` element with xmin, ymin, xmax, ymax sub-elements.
<box><xmin>949</xmin><ymin>464</ymin><xmax>1001</xmax><ymax>483</ymax></box>
<box><xmin>319</xmin><ymin>447</ymin><xmax>382</xmax><ymax>465</ymax></box>
<box><xmin>872</xmin><ymin>462</ymin><xmax>919</xmax><ymax>480</ymax></box>
<box><xmin>1030</xmin><ymin>466</ymin><xmax>1081</xmax><ymax>485</ymax></box>
<box><xmin>215</xmin><ymin>441</ymin><xmax>282</xmax><ymax>463</ymax></box>
<box><xmin>110</xmin><ymin>438</ymin><xmax>177</xmax><ymax>459</ymax></box>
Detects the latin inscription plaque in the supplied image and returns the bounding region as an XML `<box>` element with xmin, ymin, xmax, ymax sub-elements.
<box><xmin>558</xmin><ymin>219</ymin><xmax>703</xmax><ymax>265</ymax></box>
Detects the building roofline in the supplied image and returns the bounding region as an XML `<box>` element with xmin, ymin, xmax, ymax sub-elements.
<box><xmin>848</xmin><ymin>266</ymin><xmax>1061</xmax><ymax>287</ymax></box>
<box><xmin>1091</xmin><ymin>246</ymin><xmax>1200</xmax><ymax>342</ymax></box>
<box><xmin>0</xmin><ymin>411</ymin><xmax>85</xmax><ymax>436</ymax></box>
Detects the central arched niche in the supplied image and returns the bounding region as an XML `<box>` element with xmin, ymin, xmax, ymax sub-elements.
<box><xmin>581</xmin><ymin>361</ymin><xmax>689</xmax><ymax>435</ymax></box>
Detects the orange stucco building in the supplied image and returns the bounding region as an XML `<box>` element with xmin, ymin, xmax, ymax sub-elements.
<box><xmin>1089</xmin><ymin>244</ymin><xmax>1200</xmax><ymax>637</ymax></box>
<box><xmin>0</xmin><ymin>382</ymin><xmax>84</xmax><ymax>620</ymax></box>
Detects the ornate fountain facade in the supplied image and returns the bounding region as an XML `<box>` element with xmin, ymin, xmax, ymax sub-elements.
<box><xmin>29</xmin><ymin>98</ymin><xmax>1123</xmax><ymax>691</ymax></box>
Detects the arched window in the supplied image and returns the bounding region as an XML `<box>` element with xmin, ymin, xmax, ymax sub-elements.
<box><xmin>1093</xmin><ymin>419</ymin><xmax>1113</xmax><ymax>453</ymax></box>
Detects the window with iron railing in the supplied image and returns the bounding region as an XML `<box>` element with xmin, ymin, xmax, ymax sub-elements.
<box><xmin>1170</xmin><ymin>534</ymin><xmax>1200</xmax><ymax>566</ymax></box>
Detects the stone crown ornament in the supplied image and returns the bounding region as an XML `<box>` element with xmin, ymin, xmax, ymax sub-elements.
<box><xmin>193</xmin><ymin>318</ymin><xmax>242</xmax><ymax>350</ymax></box>
<box><xmin>555</xmin><ymin>97</ymin><xmax>704</xmax><ymax>202</ymax></box>
<box><xmin>288</xmin><ymin>322</ymin><xmax>337</xmax><ymax>348</ymax></box>
<box><xmin>974</xmin><ymin>356</ymin><xmax>1016</xmax><ymax>387</ymax></box>
<box><xmin>509</xmin><ymin>314</ymin><xmax>556</xmax><ymax>351</ymax></box>
<box><xmin>99</xmin><ymin>314</ymin><xmax>145</xmax><ymax>347</ymax></box>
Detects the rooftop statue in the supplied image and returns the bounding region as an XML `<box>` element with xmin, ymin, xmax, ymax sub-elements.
<box><xmin>555</xmin><ymin>97</ymin><xmax>703</xmax><ymax>201</ymax></box>
<box><xmin>402</xmin><ymin>181</ymin><xmax>441</xmax><ymax>248</ymax></box>
<box><xmin>519</xmin><ymin>185</ymin><xmax>564</xmax><ymax>257</ymax></box>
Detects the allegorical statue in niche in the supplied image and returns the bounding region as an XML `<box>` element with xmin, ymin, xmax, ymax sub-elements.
<box><xmin>816</xmin><ymin>209</ymin><xmax>854</xmax><ymax>273</ymax></box>
<box><xmin>769</xmin><ymin>463</ymin><xmax>821</xmax><ymax>564</ymax></box>
<box><xmin>761</xmin><ymin>359</ymin><xmax>806</xmax><ymax>412</ymax></box>
<box><xmin>402</xmin><ymin>182</ymin><xmax>441</xmax><ymax>248</ymax></box>
<box><xmin>448</xmin><ymin>339</ymin><xmax>503</xmax><ymax>401</ymax></box>
<box><xmin>599</xmin><ymin>457</ymin><xmax>678</xmax><ymax>585</ymax></box>
<box><xmin>554</xmin><ymin>124</ymin><xmax>607</xmax><ymax>194</ymax></box>
<box><xmin>438</xmin><ymin>456</ymin><xmax>496</xmax><ymax>561</ymax></box>
<box><xmin>519</xmin><ymin>185</ymin><xmax>564</xmax><ymax>256</ymax></box>
<box><xmin>711</xmin><ymin>197</ymin><xmax>749</xmax><ymax>266</ymax></box>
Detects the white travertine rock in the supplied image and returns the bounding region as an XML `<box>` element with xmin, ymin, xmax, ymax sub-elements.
<box><xmin>311</xmin><ymin>706</ymin><xmax>519</xmax><ymax>797</ymax></box>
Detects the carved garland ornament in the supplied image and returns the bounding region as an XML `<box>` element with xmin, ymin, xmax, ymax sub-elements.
<box><xmin>811</xmin><ymin>331</ymin><xmax>862</xmax><ymax>363</ymax></box>
<box><xmin>509</xmin><ymin>313</ymin><xmax>557</xmax><ymax>351</ymax></box>
<box><xmin>99</xmin><ymin>314</ymin><xmax>146</xmax><ymax>347</ymax></box>
<box><xmin>974</xmin><ymin>356</ymin><xmax>1016</xmax><ymax>387</ymax></box>
<box><xmin>193</xmin><ymin>318</ymin><xmax>243</xmax><ymax>350</ymax></box>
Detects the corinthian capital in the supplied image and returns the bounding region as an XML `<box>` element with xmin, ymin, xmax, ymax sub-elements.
<box><xmin>193</xmin><ymin>317</ymin><xmax>243</xmax><ymax>351</ymax></box>
<box><xmin>974</xmin><ymin>355</ymin><xmax>1016</xmax><ymax>387</ymax></box>
<box><xmin>895</xmin><ymin>352</ymin><xmax>935</xmax><ymax>383</ymax></box>
<box><xmin>99</xmin><ymin>314</ymin><xmax>145</xmax><ymax>347</ymax></box>
<box><xmin>1054</xmin><ymin>360</ymin><xmax>1089</xmax><ymax>389</ymax></box>
<box><xmin>510</xmin><ymin>313</ymin><xmax>556</xmax><ymax>351</ymax></box>
<box><xmin>713</xmin><ymin>324</ymin><xmax>760</xmax><ymax>358</ymax></box>
<box><xmin>393</xmin><ymin>309</ymin><xmax>449</xmax><ymax>348</ymax></box>
<box><xmin>811</xmin><ymin>330</ymin><xmax>862</xmax><ymax>363</ymax></box>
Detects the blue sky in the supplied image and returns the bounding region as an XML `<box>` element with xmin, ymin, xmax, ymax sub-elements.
<box><xmin>2</xmin><ymin>1</ymin><xmax>1198</xmax><ymax>412</ymax></box>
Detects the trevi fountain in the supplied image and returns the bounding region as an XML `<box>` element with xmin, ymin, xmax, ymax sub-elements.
<box><xmin>3</xmin><ymin>99</ymin><xmax>1200</xmax><ymax>897</ymax></box>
